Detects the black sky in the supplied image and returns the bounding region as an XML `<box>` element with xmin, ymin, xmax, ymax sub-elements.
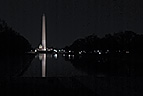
<box><xmin>0</xmin><ymin>0</ymin><xmax>143</xmax><ymax>48</ymax></box>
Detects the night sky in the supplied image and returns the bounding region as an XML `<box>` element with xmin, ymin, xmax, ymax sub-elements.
<box><xmin>0</xmin><ymin>0</ymin><xmax>143</xmax><ymax>48</ymax></box>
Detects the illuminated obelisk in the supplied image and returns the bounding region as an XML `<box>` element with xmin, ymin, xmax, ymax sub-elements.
<box><xmin>42</xmin><ymin>14</ymin><xmax>46</xmax><ymax>51</ymax></box>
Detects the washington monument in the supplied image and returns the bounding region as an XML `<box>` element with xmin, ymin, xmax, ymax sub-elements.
<box><xmin>42</xmin><ymin>14</ymin><xmax>46</xmax><ymax>51</ymax></box>
<box><xmin>38</xmin><ymin>14</ymin><xmax>47</xmax><ymax>52</ymax></box>
<box><xmin>36</xmin><ymin>14</ymin><xmax>55</xmax><ymax>53</ymax></box>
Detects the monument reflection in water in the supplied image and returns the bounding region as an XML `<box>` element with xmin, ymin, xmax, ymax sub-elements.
<box><xmin>39</xmin><ymin>53</ymin><xmax>58</xmax><ymax>77</ymax></box>
<box><xmin>38</xmin><ymin>53</ymin><xmax>62</xmax><ymax>77</ymax></box>
<box><xmin>38</xmin><ymin>53</ymin><xmax>59</xmax><ymax>77</ymax></box>
<box><xmin>39</xmin><ymin>54</ymin><xmax>46</xmax><ymax>77</ymax></box>
<box><xmin>22</xmin><ymin>52</ymin><xmax>86</xmax><ymax>77</ymax></box>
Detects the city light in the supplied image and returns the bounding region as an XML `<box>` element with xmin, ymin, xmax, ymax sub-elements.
<box><xmin>53</xmin><ymin>49</ymin><xmax>58</xmax><ymax>52</ymax></box>
<box><xmin>126</xmin><ymin>51</ymin><xmax>130</xmax><ymax>54</ymax></box>
<box><xmin>53</xmin><ymin>54</ymin><xmax>58</xmax><ymax>59</ymax></box>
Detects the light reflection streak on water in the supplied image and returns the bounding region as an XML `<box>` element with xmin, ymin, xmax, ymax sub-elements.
<box><xmin>39</xmin><ymin>53</ymin><xmax>58</xmax><ymax>77</ymax></box>
<box><xmin>23</xmin><ymin>53</ymin><xmax>87</xmax><ymax>77</ymax></box>
<box><xmin>39</xmin><ymin>54</ymin><xmax>47</xmax><ymax>77</ymax></box>
<box><xmin>42</xmin><ymin>54</ymin><xmax>46</xmax><ymax>77</ymax></box>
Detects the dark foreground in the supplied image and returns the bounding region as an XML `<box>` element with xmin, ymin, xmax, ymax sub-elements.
<box><xmin>0</xmin><ymin>76</ymin><xmax>143</xmax><ymax>96</ymax></box>
<box><xmin>0</xmin><ymin>53</ymin><xmax>143</xmax><ymax>96</ymax></box>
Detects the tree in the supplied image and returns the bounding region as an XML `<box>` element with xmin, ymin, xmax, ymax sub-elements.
<box><xmin>0</xmin><ymin>19</ymin><xmax>32</xmax><ymax>54</ymax></box>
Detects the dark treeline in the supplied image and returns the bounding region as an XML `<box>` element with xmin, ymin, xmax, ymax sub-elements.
<box><xmin>0</xmin><ymin>19</ymin><xmax>32</xmax><ymax>54</ymax></box>
<box><xmin>0</xmin><ymin>19</ymin><xmax>35</xmax><ymax>79</ymax></box>
<box><xmin>65</xmin><ymin>31</ymin><xmax>143</xmax><ymax>54</ymax></box>
<box><xmin>63</xmin><ymin>31</ymin><xmax>143</xmax><ymax>76</ymax></box>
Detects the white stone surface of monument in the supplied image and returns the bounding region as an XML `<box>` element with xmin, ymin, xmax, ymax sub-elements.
<box><xmin>42</xmin><ymin>14</ymin><xmax>46</xmax><ymax>51</ymax></box>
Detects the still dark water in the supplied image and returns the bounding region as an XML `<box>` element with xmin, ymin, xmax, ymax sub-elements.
<box><xmin>0</xmin><ymin>53</ymin><xmax>143</xmax><ymax>96</ymax></box>
<box><xmin>22</xmin><ymin>53</ymin><xmax>87</xmax><ymax>77</ymax></box>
